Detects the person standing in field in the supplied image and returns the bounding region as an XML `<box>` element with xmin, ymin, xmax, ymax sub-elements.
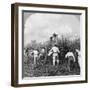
<box><xmin>33</xmin><ymin>49</ymin><xmax>39</xmax><ymax>65</ymax></box>
<box><xmin>48</xmin><ymin>44</ymin><xmax>60</xmax><ymax>66</ymax></box>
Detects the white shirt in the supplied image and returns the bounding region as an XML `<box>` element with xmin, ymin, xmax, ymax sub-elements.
<box><xmin>65</xmin><ymin>52</ymin><xmax>75</xmax><ymax>62</ymax></box>
<box><xmin>33</xmin><ymin>50</ymin><xmax>39</xmax><ymax>55</ymax></box>
<box><xmin>50</xmin><ymin>46</ymin><xmax>60</xmax><ymax>53</ymax></box>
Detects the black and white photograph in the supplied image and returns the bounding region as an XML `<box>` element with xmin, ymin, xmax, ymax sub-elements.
<box><xmin>11</xmin><ymin>3</ymin><xmax>87</xmax><ymax>87</ymax></box>
<box><xmin>23</xmin><ymin>11</ymin><xmax>81</xmax><ymax>77</ymax></box>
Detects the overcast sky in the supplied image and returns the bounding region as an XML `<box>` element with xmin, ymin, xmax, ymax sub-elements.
<box><xmin>24</xmin><ymin>12</ymin><xmax>80</xmax><ymax>46</ymax></box>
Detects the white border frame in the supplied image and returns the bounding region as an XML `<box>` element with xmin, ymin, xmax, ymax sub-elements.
<box><xmin>18</xmin><ymin>6</ymin><xmax>86</xmax><ymax>84</ymax></box>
